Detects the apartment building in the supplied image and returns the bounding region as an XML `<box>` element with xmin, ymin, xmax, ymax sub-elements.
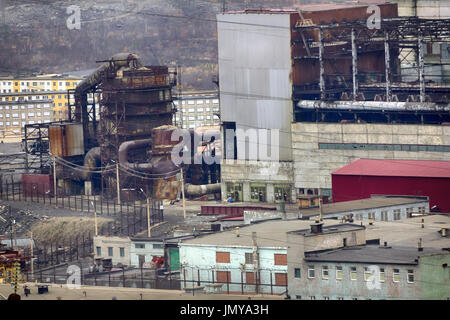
<box><xmin>0</xmin><ymin>74</ymin><xmax>83</xmax><ymax>138</ymax></box>
<box><xmin>173</xmin><ymin>90</ymin><xmax>220</xmax><ymax>129</ymax></box>
<box><xmin>0</xmin><ymin>95</ymin><xmax>54</xmax><ymax>139</ymax></box>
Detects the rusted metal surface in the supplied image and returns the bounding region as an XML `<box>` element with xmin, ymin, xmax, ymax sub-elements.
<box><xmin>200</xmin><ymin>205</ymin><xmax>277</xmax><ymax>217</ymax></box>
<box><xmin>49</xmin><ymin>123</ymin><xmax>84</xmax><ymax>157</ymax></box>
<box><xmin>22</xmin><ymin>173</ymin><xmax>54</xmax><ymax>197</ymax></box>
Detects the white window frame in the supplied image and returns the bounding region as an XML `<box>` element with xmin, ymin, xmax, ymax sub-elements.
<box><xmin>308</xmin><ymin>265</ymin><xmax>315</xmax><ymax>279</ymax></box>
<box><xmin>393</xmin><ymin>269</ymin><xmax>400</xmax><ymax>283</ymax></box>
<box><xmin>322</xmin><ymin>266</ymin><xmax>329</xmax><ymax>280</ymax></box>
<box><xmin>350</xmin><ymin>267</ymin><xmax>357</xmax><ymax>281</ymax></box>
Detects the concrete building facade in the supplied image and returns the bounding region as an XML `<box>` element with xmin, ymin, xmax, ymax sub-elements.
<box><xmin>130</xmin><ymin>238</ymin><xmax>165</xmax><ymax>268</ymax></box>
<box><xmin>173</xmin><ymin>90</ymin><xmax>220</xmax><ymax>129</ymax></box>
<box><xmin>93</xmin><ymin>236</ymin><xmax>131</xmax><ymax>267</ymax></box>
<box><xmin>299</xmin><ymin>195</ymin><xmax>430</xmax><ymax>221</ymax></box>
<box><xmin>292</xmin><ymin>122</ymin><xmax>450</xmax><ymax>198</ymax></box>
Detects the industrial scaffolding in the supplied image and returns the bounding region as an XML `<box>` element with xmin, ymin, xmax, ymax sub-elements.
<box><xmin>293</xmin><ymin>17</ymin><xmax>450</xmax><ymax>103</ymax></box>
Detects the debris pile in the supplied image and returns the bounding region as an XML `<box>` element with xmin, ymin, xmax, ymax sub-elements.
<box><xmin>0</xmin><ymin>204</ymin><xmax>48</xmax><ymax>237</ymax></box>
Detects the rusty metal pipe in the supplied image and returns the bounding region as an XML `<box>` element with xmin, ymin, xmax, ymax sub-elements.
<box><xmin>81</xmin><ymin>147</ymin><xmax>101</xmax><ymax>180</ymax></box>
<box><xmin>118</xmin><ymin>139</ymin><xmax>153</xmax><ymax>171</ymax></box>
<box><xmin>184</xmin><ymin>183</ymin><xmax>221</xmax><ymax>196</ymax></box>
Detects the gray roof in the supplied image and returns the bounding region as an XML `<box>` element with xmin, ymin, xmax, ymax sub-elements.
<box><xmin>288</xmin><ymin>223</ymin><xmax>365</xmax><ymax>237</ymax></box>
<box><xmin>304</xmin><ymin>245</ymin><xmax>445</xmax><ymax>265</ymax></box>
<box><xmin>300</xmin><ymin>196</ymin><xmax>429</xmax><ymax>218</ymax></box>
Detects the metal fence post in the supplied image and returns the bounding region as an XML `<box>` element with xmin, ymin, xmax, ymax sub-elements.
<box><xmin>241</xmin><ymin>271</ymin><xmax>244</xmax><ymax>295</ymax></box>
<box><xmin>270</xmin><ymin>272</ymin><xmax>273</xmax><ymax>296</ymax></box>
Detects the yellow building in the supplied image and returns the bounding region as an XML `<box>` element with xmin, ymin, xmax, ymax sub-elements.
<box><xmin>0</xmin><ymin>74</ymin><xmax>83</xmax><ymax>140</ymax></box>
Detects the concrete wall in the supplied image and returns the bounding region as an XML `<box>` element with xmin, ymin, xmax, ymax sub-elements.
<box><xmin>303</xmin><ymin>201</ymin><xmax>430</xmax><ymax>222</ymax></box>
<box><xmin>221</xmin><ymin>159</ymin><xmax>295</xmax><ymax>202</ymax></box>
<box><xmin>130</xmin><ymin>240</ymin><xmax>165</xmax><ymax>267</ymax></box>
<box><xmin>179</xmin><ymin>243</ymin><xmax>287</xmax><ymax>294</ymax></box>
<box><xmin>419</xmin><ymin>253</ymin><xmax>450</xmax><ymax>300</ymax></box>
<box><xmin>244</xmin><ymin>210</ymin><xmax>299</xmax><ymax>224</ymax></box>
<box><xmin>394</xmin><ymin>0</ymin><xmax>450</xmax><ymax>18</ymax></box>
<box><xmin>217</xmin><ymin>13</ymin><xmax>293</xmax><ymax>161</ymax></box>
<box><xmin>93</xmin><ymin>236</ymin><xmax>131</xmax><ymax>267</ymax></box>
<box><xmin>288</xmin><ymin>261</ymin><xmax>421</xmax><ymax>300</ymax></box>
<box><xmin>292</xmin><ymin>122</ymin><xmax>450</xmax><ymax>191</ymax></box>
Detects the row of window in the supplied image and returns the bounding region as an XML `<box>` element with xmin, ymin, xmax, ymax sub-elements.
<box><xmin>1</xmin><ymin>94</ymin><xmax>72</xmax><ymax>102</ymax></box>
<box><xmin>0</xmin><ymin>112</ymin><xmax>51</xmax><ymax>118</ymax></box>
<box><xmin>0</xmin><ymin>119</ymin><xmax>51</xmax><ymax>126</ymax></box>
<box><xmin>96</xmin><ymin>246</ymin><xmax>125</xmax><ymax>257</ymax></box>
<box><xmin>295</xmin><ymin>265</ymin><xmax>415</xmax><ymax>283</ymax></box>
<box><xmin>174</xmin><ymin>99</ymin><xmax>219</xmax><ymax>106</ymax></box>
<box><xmin>319</xmin><ymin>143</ymin><xmax>450</xmax><ymax>153</ymax></box>
<box><xmin>1</xmin><ymin>81</ymin><xmax>79</xmax><ymax>87</ymax></box>
<box><xmin>0</xmin><ymin>104</ymin><xmax>51</xmax><ymax>110</ymax></box>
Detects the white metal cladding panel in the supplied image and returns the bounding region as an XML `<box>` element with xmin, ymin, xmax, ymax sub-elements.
<box><xmin>217</xmin><ymin>13</ymin><xmax>293</xmax><ymax>161</ymax></box>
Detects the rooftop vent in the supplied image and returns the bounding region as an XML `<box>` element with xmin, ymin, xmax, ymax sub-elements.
<box><xmin>310</xmin><ymin>222</ymin><xmax>323</xmax><ymax>234</ymax></box>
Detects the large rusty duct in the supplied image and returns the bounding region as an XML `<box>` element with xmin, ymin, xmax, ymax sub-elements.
<box><xmin>97</xmin><ymin>59</ymin><xmax>175</xmax><ymax>198</ymax></box>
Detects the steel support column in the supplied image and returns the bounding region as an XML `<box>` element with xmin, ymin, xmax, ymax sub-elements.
<box><xmin>351</xmin><ymin>28</ymin><xmax>358</xmax><ymax>100</ymax></box>
<box><xmin>384</xmin><ymin>31</ymin><xmax>391</xmax><ymax>102</ymax></box>
<box><xmin>318</xmin><ymin>28</ymin><xmax>325</xmax><ymax>100</ymax></box>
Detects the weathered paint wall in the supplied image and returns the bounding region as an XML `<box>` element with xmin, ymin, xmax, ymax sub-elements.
<box><xmin>292</xmin><ymin>122</ymin><xmax>450</xmax><ymax>191</ymax></box>
<box><xmin>179</xmin><ymin>243</ymin><xmax>287</xmax><ymax>294</ymax></box>
<box><xmin>303</xmin><ymin>201</ymin><xmax>430</xmax><ymax>221</ymax></box>
<box><xmin>394</xmin><ymin>0</ymin><xmax>450</xmax><ymax>18</ymax></box>
<box><xmin>220</xmin><ymin>159</ymin><xmax>295</xmax><ymax>202</ymax></box>
<box><xmin>129</xmin><ymin>241</ymin><xmax>164</xmax><ymax>267</ymax></box>
<box><xmin>419</xmin><ymin>253</ymin><xmax>450</xmax><ymax>300</ymax></box>
<box><xmin>217</xmin><ymin>13</ymin><xmax>293</xmax><ymax>161</ymax></box>
<box><xmin>93</xmin><ymin>236</ymin><xmax>131</xmax><ymax>266</ymax></box>
<box><xmin>288</xmin><ymin>261</ymin><xmax>421</xmax><ymax>300</ymax></box>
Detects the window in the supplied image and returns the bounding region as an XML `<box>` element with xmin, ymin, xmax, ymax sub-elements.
<box><xmin>120</xmin><ymin>247</ymin><xmax>125</xmax><ymax>257</ymax></box>
<box><xmin>153</xmin><ymin>243</ymin><xmax>163</xmax><ymax>249</ymax></box>
<box><xmin>381</xmin><ymin>211</ymin><xmax>388</xmax><ymax>221</ymax></box>
<box><xmin>393</xmin><ymin>269</ymin><xmax>400</xmax><ymax>283</ymax></box>
<box><xmin>418</xmin><ymin>207</ymin><xmax>425</xmax><ymax>214</ymax></box>
<box><xmin>96</xmin><ymin>247</ymin><xmax>102</xmax><ymax>256</ymax></box>
<box><xmin>274</xmin><ymin>254</ymin><xmax>287</xmax><ymax>266</ymax></box>
<box><xmin>350</xmin><ymin>267</ymin><xmax>357</xmax><ymax>280</ymax></box>
<box><xmin>407</xmin><ymin>270</ymin><xmax>414</xmax><ymax>283</ymax></box>
<box><xmin>216</xmin><ymin>271</ymin><xmax>231</xmax><ymax>283</ymax></box>
<box><xmin>368</xmin><ymin>212</ymin><xmax>375</xmax><ymax>220</ymax></box>
<box><xmin>322</xmin><ymin>266</ymin><xmax>329</xmax><ymax>280</ymax></box>
<box><xmin>308</xmin><ymin>265</ymin><xmax>315</xmax><ymax>279</ymax></box>
<box><xmin>336</xmin><ymin>266</ymin><xmax>343</xmax><ymax>280</ymax></box>
<box><xmin>135</xmin><ymin>243</ymin><xmax>145</xmax><ymax>249</ymax></box>
<box><xmin>275</xmin><ymin>273</ymin><xmax>287</xmax><ymax>286</ymax></box>
<box><xmin>187</xmin><ymin>100</ymin><xmax>195</xmax><ymax>105</ymax></box>
<box><xmin>294</xmin><ymin>268</ymin><xmax>301</xmax><ymax>278</ymax></box>
<box><xmin>393</xmin><ymin>210</ymin><xmax>401</xmax><ymax>220</ymax></box>
<box><xmin>245</xmin><ymin>252</ymin><xmax>253</xmax><ymax>264</ymax></box>
<box><xmin>108</xmin><ymin>247</ymin><xmax>113</xmax><ymax>257</ymax></box>
<box><xmin>216</xmin><ymin>251</ymin><xmax>230</xmax><ymax>263</ymax></box>
<box><xmin>212</xmin><ymin>99</ymin><xmax>219</xmax><ymax>104</ymax></box>
<box><xmin>245</xmin><ymin>272</ymin><xmax>255</xmax><ymax>284</ymax></box>
<box><xmin>364</xmin><ymin>267</ymin><xmax>371</xmax><ymax>281</ymax></box>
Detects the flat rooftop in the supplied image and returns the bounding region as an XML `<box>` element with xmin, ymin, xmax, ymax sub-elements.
<box><xmin>300</xmin><ymin>196</ymin><xmax>429</xmax><ymax>218</ymax></box>
<box><xmin>304</xmin><ymin>245</ymin><xmax>444</xmax><ymax>265</ymax></box>
<box><xmin>288</xmin><ymin>223</ymin><xmax>365</xmax><ymax>237</ymax></box>
<box><xmin>180</xmin><ymin>214</ymin><xmax>450</xmax><ymax>249</ymax></box>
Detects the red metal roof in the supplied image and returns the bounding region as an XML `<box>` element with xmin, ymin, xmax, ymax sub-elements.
<box><xmin>332</xmin><ymin>159</ymin><xmax>450</xmax><ymax>179</ymax></box>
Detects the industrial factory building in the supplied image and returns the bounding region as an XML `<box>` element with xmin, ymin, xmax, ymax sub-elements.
<box><xmin>332</xmin><ymin>159</ymin><xmax>450</xmax><ymax>213</ymax></box>
<box><xmin>218</xmin><ymin>3</ymin><xmax>450</xmax><ymax>203</ymax></box>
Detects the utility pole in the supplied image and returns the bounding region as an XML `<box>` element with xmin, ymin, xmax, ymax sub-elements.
<box><xmin>146</xmin><ymin>197</ymin><xmax>151</xmax><ymax>238</ymax></box>
<box><xmin>116</xmin><ymin>162</ymin><xmax>121</xmax><ymax>205</ymax></box>
<box><xmin>91</xmin><ymin>201</ymin><xmax>98</xmax><ymax>236</ymax></box>
<box><xmin>30</xmin><ymin>231</ymin><xmax>34</xmax><ymax>281</ymax></box>
<box><xmin>180</xmin><ymin>168</ymin><xmax>186</xmax><ymax>220</ymax></box>
<box><xmin>319</xmin><ymin>197</ymin><xmax>323</xmax><ymax>222</ymax></box>
<box><xmin>252</xmin><ymin>232</ymin><xmax>259</xmax><ymax>294</ymax></box>
<box><xmin>9</xmin><ymin>205</ymin><xmax>14</xmax><ymax>250</ymax></box>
